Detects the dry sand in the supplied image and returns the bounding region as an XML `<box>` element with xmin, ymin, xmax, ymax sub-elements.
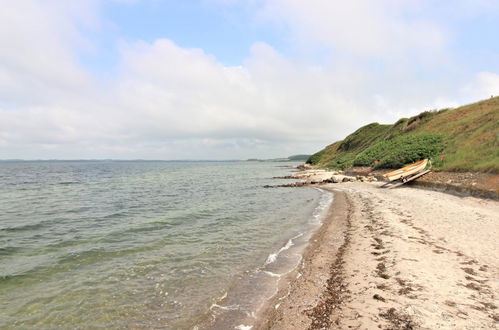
<box><xmin>256</xmin><ymin>182</ymin><xmax>499</xmax><ymax>329</ymax></box>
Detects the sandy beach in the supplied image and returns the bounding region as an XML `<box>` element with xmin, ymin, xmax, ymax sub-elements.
<box><xmin>256</xmin><ymin>181</ymin><xmax>499</xmax><ymax>329</ymax></box>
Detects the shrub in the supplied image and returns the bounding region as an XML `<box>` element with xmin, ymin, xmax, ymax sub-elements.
<box><xmin>353</xmin><ymin>134</ymin><xmax>444</xmax><ymax>169</ymax></box>
<box><xmin>325</xmin><ymin>153</ymin><xmax>356</xmax><ymax>170</ymax></box>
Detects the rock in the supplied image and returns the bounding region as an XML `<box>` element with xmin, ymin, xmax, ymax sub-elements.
<box><xmin>342</xmin><ymin>176</ymin><xmax>356</xmax><ymax>182</ymax></box>
<box><xmin>330</xmin><ymin>175</ymin><xmax>343</xmax><ymax>183</ymax></box>
<box><xmin>297</xmin><ymin>164</ymin><xmax>313</xmax><ymax>170</ymax></box>
<box><xmin>354</xmin><ymin>175</ymin><xmax>378</xmax><ymax>182</ymax></box>
<box><xmin>356</xmin><ymin>175</ymin><xmax>365</xmax><ymax>182</ymax></box>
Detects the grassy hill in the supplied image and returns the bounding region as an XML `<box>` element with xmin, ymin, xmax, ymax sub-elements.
<box><xmin>307</xmin><ymin>96</ymin><xmax>499</xmax><ymax>173</ymax></box>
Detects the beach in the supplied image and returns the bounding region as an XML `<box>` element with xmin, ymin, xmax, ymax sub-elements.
<box><xmin>1</xmin><ymin>162</ymin><xmax>498</xmax><ymax>329</ymax></box>
<box><xmin>256</xmin><ymin>181</ymin><xmax>499</xmax><ymax>329</ymax></box>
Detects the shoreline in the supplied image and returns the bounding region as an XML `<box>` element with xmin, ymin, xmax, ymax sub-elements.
<box><xmin>200</xmin><ymin>187</ymin><xmax>334</xmax><ymax>330</ymax></box>
<box><xmin>255</xmin><ymin>182</ymin><xmax>499</xmax><ymax>329</ymax></box>
<box><xmin>254</xmin><ymin>189</ymin><xmax>352</xmax><ymax>329</ymax></box>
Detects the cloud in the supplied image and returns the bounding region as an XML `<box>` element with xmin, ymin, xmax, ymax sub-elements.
<box><xmin>462</xmin><ymin>72</ymin><xmax>499</xmax><ymax>99</ymax></box>
<box><xmin>258</xmin><ymin>0</ymin><xmax>448</xmax><ymax>60</ymax></box>
<box><xmin>113</xmin><ymin>39</ymin><xmax>371</xmax><ymax>143</ymax></box>
<box><xmin>1</xmin><ymin>22</ymin><xmax>370</xmax><ymax>158</ymax></box>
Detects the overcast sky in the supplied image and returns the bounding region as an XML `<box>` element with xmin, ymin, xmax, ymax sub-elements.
<box><xmin>1</xmin><ymin>0</ymin><xmax>498</xmax><ymax>160</ymax></box>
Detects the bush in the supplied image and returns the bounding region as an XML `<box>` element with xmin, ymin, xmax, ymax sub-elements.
<box><xmin>353</xmin><ymin>134</ymin><xmax>444</xmax><ymax>169</ymax></box>
<box><xmin>325</xmin><ymin>153</ymin><xmax>356</xmax><ymax>170</ymax></box>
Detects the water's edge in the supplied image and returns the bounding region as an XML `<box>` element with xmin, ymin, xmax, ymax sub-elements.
<box><xmin>253</xmin><ymin>188</ymin><xmax>350</xmax><ymax>330</ymax></box>
<box><xmin>196</xmin><ymin>188</ymin><xmax>334</xmax><ymax>330</ymax></box>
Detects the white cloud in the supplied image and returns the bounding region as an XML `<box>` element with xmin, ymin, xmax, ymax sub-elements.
<box><xmin>0</xmin><ymin>0</ymin><xmax>102</xmax><ymax>109</ymax></box>
<box><xmin>462</xmin><ymin>72</ymin><xmax>499</xmax><ymax>100</ymax></box>
<box><xmin>113</xmin><ymin>39</ymin><xmax>371</xmax><ymax>143</ymax></box>
<box><xmin>258</xmin><ymin>0</ymin><xmax>448</xmax><ymax>60</ymax></box>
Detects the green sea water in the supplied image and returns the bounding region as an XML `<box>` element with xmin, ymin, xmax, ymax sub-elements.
<box><xmin>0</xmin><ymin>161</ymin><xmax>331</xmax><ymax>329</ymax></box>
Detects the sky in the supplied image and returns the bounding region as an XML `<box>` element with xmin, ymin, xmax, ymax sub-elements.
<box><xmin>1</xmin><ymin>0</ymin><xmax>498</xmax><ymax>160</ymax></box>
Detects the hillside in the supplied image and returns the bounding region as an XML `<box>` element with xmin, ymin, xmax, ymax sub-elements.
<box><xmin>307</xmin><ymin>96</ymin><xmax>499</xmax><ymax>173</ymax></box>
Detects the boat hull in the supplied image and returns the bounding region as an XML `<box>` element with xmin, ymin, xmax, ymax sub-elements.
<box><xmin>383</xmin><ymin>159</ymin><xmax>429</xmax><ymax>182</ymax></box>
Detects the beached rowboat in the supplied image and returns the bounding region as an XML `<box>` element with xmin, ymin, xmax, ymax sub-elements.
<box><xmin>383</xmin><ymin>159</ymin><xmax>429</xmax><ymax>182</ymax></box>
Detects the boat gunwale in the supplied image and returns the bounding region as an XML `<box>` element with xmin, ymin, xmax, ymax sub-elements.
<box><xmin>383</xmin><ymin>159</ymin><xmax>428</xmax><ymax>182</ymax></box>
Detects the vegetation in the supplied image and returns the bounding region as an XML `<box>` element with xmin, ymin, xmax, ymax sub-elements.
<box><xmin>353</xmin><ymin>134</ymin><xmax>444</xmax><ymax>169</ymax></box>
<box><xmin>307</xmin><ymin>123</ymin><xmax>392</xmax><ymax>170</ymax></box>
<box><xmin>307</xmin><ymin>97</ymin><xmax>499</xmax><ymax>173</ymax></box>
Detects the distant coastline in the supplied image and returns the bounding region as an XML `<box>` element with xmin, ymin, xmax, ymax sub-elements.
<box><xmin>0</xmin><ymin>155</ymin><xmax>310</xmax><ymax>163</ymax></box>
<box><xmin>0</xmin><ymin>159</ymin><xmax>241</xmax><ymax>162</ymax></box>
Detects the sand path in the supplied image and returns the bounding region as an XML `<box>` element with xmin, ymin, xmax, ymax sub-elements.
<box><xmin>257</xmin><ymin>182</ymin><xmax>498</xmax><ymax>329</ymax></box>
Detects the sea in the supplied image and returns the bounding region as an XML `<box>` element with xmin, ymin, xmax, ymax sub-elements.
<box><xmin>0</xmin><ymin>161</ymin><xmax>332</xmax><ymax>329</ymax></box>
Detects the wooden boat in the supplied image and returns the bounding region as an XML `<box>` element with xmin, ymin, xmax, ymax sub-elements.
<box><xmin>383</xmin><ymin>159</ymin><xmax>429</xmax><ymax>182</ymax></box>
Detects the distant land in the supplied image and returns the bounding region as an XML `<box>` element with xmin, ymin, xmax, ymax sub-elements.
<box><xmin>247</xmin><ymin>154</ymin><xmax>311</xmax><ymax>162</ymax></box>
<box><xmin>307</xmin><ymin>96</ymin><xmax>499</xmax><ymax>173</ymax></box>
<box><xmin>0</xmin><ymin>159</ymin><xmax>241</xmax><ymax>163</ymax></box>
<box><xmin>0</xmin><ymin>157</ymin><xmax>311</xmax><ymax>163</ymax></box>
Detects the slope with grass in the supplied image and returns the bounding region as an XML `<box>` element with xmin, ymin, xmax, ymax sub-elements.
<box><xmin>307</xmin><ymin>97</ymin><xmax>499</xmax><ymax>173</ymax></box>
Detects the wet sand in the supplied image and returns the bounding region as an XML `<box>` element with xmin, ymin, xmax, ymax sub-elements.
<box><xmin>256</xmin><ymin>182</ymin><xmax>499</xmax><ymax>329</ymax></box>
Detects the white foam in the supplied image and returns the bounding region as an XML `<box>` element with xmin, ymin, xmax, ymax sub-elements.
<box><xmin>263</xmin><ymin>271</ymin><xmax>281</xmax><ymax>278</ymax></box>
<box><xmin>243</xmin><ymin>311</ymin><xmax>257</xmax><ymax>318</ymax></box>
<box><xmin>264</xmin><ymin>233</ymin><xmax>304</xmax><ymax>265</ymax></box>
<box><xmin>311</xmin><ymin>189</ymin><xmax>333</xmax><ymax>224</ymax></box>
<box><xmin>210</xmin><ymin>303</ymin><xmax>240</xmax><ymax>311</ymax></box>
<box><xmin>265</xmin><ymin>253</ymin><xmax>278</xmax><ymax>265</ymax></box>
<box><xmin>235</xmin><ymin>325</ymin><xmax>253</xmax><ymax>330</ymax></box>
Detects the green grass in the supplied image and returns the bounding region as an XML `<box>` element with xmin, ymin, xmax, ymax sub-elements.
<box><xmin>307</xmin><ymin>97</ymin><xmax>499</xmax><ymax>173</ymax></box>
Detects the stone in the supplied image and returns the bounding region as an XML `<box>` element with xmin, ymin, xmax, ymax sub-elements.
<box><xmin>342</xmin><ymin>176</ymin><xmax>357</xmax><ymax>182</ymax></box>
<box><xmin>330</xmin><ymin>175</ymin><xmax>343</xmax><ymax>183</ymax></box>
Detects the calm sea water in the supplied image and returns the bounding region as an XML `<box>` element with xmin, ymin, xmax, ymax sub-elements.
<box><xmin>0</xmin><ymin>161</ymin><xmax>331</xmax><ymax>329</ymax></box>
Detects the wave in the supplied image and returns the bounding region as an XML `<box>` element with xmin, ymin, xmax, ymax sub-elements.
<box><xmin>0</xmin><ymin>246</ymin><xmax>22</xmax><ymax>256</ymax></box>
<box><xmin>0</xmin><ymin>222</ymin><xmax>46</xmax><ymax>232</ymax></box>
<box><xmin>263</xmin><ymin>271</ymin><xmax>281</xmax><ymax>278</ymax></box>
<box><xmin>235</xmin><ymin>325</ymin><xmax>253</xmax><ymax>330</ymax></box>
<box><xmin>311</xmin><ymin>188</ymin><xmax>333</xmax><ymax>223</ymax></box>
<box><xmin>210</xmin><ymin>303</ymin><xmax>241</xmax><ymax>311</ymax></box>
<box><xmin>264</xmin><ymin>233</ymin><xmax>303</xmax><ymax>265</ymax></box>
